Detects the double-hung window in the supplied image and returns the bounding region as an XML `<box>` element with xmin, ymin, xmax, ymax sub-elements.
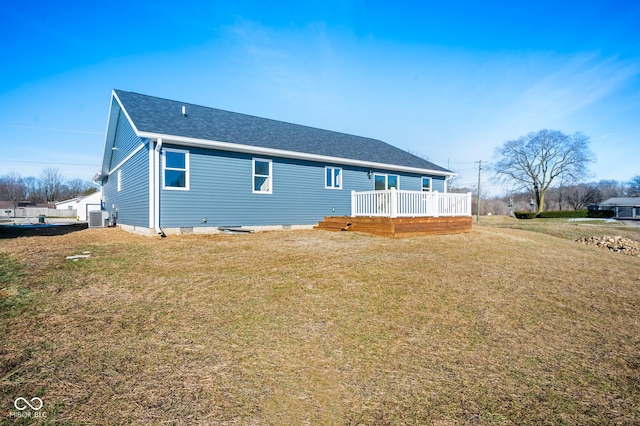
<box><xmin>325</xmin><ymin>166</ymin><xmax>342</xmax><ymax>189</ymax></box>
<box><xmin>374</xmin><ymin>174</ymin><xmax>399</xmax><ymax>190</ymax></box>
<box><xmin>253</xmin><ymin>158</ymin><xmax>272</xmax><ymax>193</ymax></box>
<box><xmin>163</xmin><ymin>148</ymin><xmax>189</xmax><ymax>190</ymax></box>
<box><xmin>421</xmin><ymin>177</ymin><xmax>432</xmax><ymax>192</ymax></box>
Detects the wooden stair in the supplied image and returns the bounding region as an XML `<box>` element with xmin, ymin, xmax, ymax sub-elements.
<box><xmin>314</xmin><ymin>217</ymin><xmax>353</xmax><ymax>232</ymax></box>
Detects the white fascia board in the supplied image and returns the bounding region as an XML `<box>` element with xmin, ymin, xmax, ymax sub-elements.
<box><xmin>112</xmin><ymin>90</ymin><xmax>141</xmax><ymax>135</ymax></box>
<box><xmin>99</xmin><ymin>94</ymin><xmax>119</xmax><ymax>177</ymax></box>
<box><xmin>137</xmin><ymin>131</ymin><xmax>456</xmax><ymax>177</ymax></box>
<box><xmin>99</xmin><ymin>90</ymin><xmax>145</xmax><ymax>178</ymax></box>
<box><xmin>108</xmin><ymin>143</ymin><xmax>146</xmax><ymax>175</ymax></box>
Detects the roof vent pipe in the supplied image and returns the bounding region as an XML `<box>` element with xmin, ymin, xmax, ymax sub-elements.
<box><xmin>181</xmin><ymin>105</ymin><xmax>187</xmax><ymax>117</ymax></box>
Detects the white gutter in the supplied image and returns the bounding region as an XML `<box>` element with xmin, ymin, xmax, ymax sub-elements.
<box><xmin>148</xmin><ymin>140</ymin><xmax>155</xmax><ymax>231</ymax></box>
<box><xmin>444</xmin><ymin>175</ymin><xmax>454</xmax><ymax>193</ymax></box>
<box><xmin>137</xmin><ymin>131</ymin><xmax>455</xmax><ymax>178</ymax></box>
<box><xmin>154</xmin><ymin>138</ymin><xmax>165</xmax><ymax>237</ymax></box>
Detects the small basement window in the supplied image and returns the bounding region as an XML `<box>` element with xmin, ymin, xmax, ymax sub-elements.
<box><xmin>325</xmin><ymin>166</ymin><xmax>342</xmax><ymax>189</ymax></box>
<box><xmin>163</xmin><ymin>148</ymin><xmax>189</xmax><ymax>190</ymax></box>
<box><xmin>253</xmin><ymin>158</ymin><xmax>272</xmax><ymax>194</ymax></box>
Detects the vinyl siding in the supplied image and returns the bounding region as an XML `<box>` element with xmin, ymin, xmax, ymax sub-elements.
<box><xmin>103</xmin><ymin>113</ymin><xmax>150</xmax><ymax>227</ymax></box>
<box><xmin>159</xmin><ymin>145</ymin><xmax>446</xmax><ymax>228</ymax></box>
<box><xmin>109</xmin><ymin>109</ymin><xmax>145</xmax><ymax>169</ymax></box>
<box><xmin>433</xmin><ymin>176</ymin><xmax>446</xmax><ymax>192</ymax></box>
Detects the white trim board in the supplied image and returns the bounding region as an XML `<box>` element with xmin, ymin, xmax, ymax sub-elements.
<box><xmin>137</xmin><ymin>131</ymin><xmax>455</xmax><ymax>177</ymax></box>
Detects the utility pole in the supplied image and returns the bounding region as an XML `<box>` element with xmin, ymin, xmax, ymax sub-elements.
<box><xmin>476</xmin><ymin>160</ymin><xmax>482</xmax><ymax>222</ymax></box>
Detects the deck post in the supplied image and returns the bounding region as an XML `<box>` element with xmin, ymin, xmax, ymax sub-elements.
<box><xmin>351</xmin><ymin>190</ymin><xmax>356</xmax><ymax>217</ymax></box>
<box><xmin>390</xmin><ymin>187</ymin><xmax>398</xmax><ymax>218</ymax></box>
<box><xmin>433</xmin><ymin>191</ymin><xmax>439</xmax><ymax>217</ymax></box>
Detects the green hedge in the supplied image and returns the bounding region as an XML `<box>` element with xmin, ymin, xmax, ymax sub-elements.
<box><xmin>587</xmin><ymin>210</ymin><xmax>615</xmax><ymax>218</ymax></box>
<box><xmin>515</xmin><ymin>210</ymin><xmax>591</xmax><ymax>219</ymax></box>
<box><xmin>514</xmin><ymin>211</ymin><xmax>537</xmax><ymax>219</ymax></box>
<box><xmin>537</xmin><ymin>210</ymin><xmax>588</xmax><ymax>218</ymax></box>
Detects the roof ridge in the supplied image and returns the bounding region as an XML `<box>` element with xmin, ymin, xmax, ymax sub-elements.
<box><xmin>114</xmin><ymin>89</ymin><xmax>384</xmax><ymax>143</ymax></box>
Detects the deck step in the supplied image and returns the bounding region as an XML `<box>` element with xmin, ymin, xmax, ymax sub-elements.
<box><xmin>314</xmin><ymin>217</ymin><xmax>352</xmax><ymax>232</ymax></box>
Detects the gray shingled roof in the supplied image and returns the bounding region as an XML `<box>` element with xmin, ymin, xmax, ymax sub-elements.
<box><xmin>600</xmin><ymin>197</ymin><xmax>640</xmax><ymax>206</ymax></box>
<box><xmin>114</xmin><ymin>90</ymin><xmax>451</xmax><ymax>173</ymax></box>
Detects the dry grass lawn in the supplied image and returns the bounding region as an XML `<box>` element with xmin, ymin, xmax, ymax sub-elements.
<box><xmin>1</xmin><ymin>220</ymin><xmax>639</xmax><ymax>424</ymax></box>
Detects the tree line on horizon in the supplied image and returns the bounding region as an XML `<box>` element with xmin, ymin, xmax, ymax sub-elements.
<box><xmin>451</xmin><ymin>178</ymin><xmax>640</xmax><ymax>216</ymax></box>
<box><xmin>0</xmin><ymin>168</ymin><xmax>97</xmax><ymax>209</ymax></box>
<box><xmin>451</xmin><ymin>128</ymin><xmax>639</xmax><ymax>215</ymax></box>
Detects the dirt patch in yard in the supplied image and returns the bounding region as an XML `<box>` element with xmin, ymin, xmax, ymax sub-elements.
<box><xmin>1</xmin><ymin>226</ymin><xmax>639</xmax><ymax>424</ymax></box>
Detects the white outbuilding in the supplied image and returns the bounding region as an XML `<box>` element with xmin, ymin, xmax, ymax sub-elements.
<box><xmin>55</xmin><ymin>190</ymin><xmax>103</xmax><ymax>221</ymax></box>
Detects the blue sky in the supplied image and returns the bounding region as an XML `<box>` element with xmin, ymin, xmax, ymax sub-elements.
<box><xmin>1</xmin><ymin>0</ymin><xmax>638</xmax><ymax>194</ymax></box>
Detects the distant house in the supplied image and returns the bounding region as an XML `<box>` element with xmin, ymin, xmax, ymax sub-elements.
<box><xmin>55</xmin><ymin>191</ymin><xmax>102</xmax><ymax>221</ymax></box>
<box><xmin>593</xmin><ymin>197</ymin><xmax>640</xmax><ymax>219</ymax></box>
<box><xmin>94</xmin><ymin>90</ymin><xmax>458</xmax><ymax>235</ymax></box>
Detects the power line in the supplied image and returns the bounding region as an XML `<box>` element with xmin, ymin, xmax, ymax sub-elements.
<box><xmin>448</xmin><ymin>160</ymin><xmax>483</xmax><ymax>165</ymax></box>
<box><xmin>0</xmin><ymin>122</ymin><xmax>103</xmax><ymax>135</ymax></box>
<box><xmin>0</xmin><ymin>159</ymin><xmax>100</xmax><ymax>167</ymax></box>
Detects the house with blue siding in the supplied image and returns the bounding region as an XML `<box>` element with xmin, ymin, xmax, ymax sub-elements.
<box><xmin>95</xmin><ymin>90</ymin><xmax>456</xmax><ymax>235</ymax></box>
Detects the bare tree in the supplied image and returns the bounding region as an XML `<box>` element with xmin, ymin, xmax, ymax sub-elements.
<box><xmin>66</xmin><ymin>178</ymin><xmax>86</xmax><ymax>198</ymax></box>
<box><xmin>1</xmin><ymin>171</ymin><xmax>97</xmax><ymax>205</ymax></box>
<box><xmin>21</xmin><ymin>176</ymin><xmax>42</xmax><ymax>203</ymax></box>
<box><xmin>546</xmin><ymin>176</ymin><xmax>569</xmax><ymax>211</ymax></box>
<box><xmin>595</xmin><ymin>179</ymin><xmax>625</xmax><ymax>201</ymax></box>
<box><xmin>566</xmin><ymin>183</ymin><xmax>600</xmax><ymax>210</ymax></box>
<box><xmin>628</xmin><ymin>176</ymin><xmax>640</xmax><ymax>196</ymax></box>
<box><xmin>0</xmin><ymin>172</ymin><xmax>27</xmax><ymax>213</ymax></box>
<box><xmin>492</xmin><ymin>129</ymin><xmax>595</xmax><ymax>214</ymax></box>
<box><xmin>59</xmin><ymin>179</ymin><xmax>97</xmax><ymax>200</ymax></box>
<box><xmin>40</xmin><ymin>168</ymin><xmax>65</xmax><ymax>202</ymax></box>
<box><xmin>483</xmin><ymin>197</ymin><xmax>508</xmax><ymax>215</ymax></box>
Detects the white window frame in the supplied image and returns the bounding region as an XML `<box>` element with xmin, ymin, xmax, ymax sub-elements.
<box><xmin>373</xmin><ymin>173</ymin><xmax>400</xmax><ymax>190</ymax></box>
<box><xmin>421</xmin><ymin>176</ymin><xmax>432</xmax><ymax>192</ymax></box>
<box><xmin>325</xmin><ymin>166</ymin><xmax>342</xmax><ymax>189</ymax></box>
<box><xmin>162</xmin><ymin>148</ymin><xmax>190</xmax><ymax>191</ymax></box>
<box><xmin>117</xmin><ymin>169</ymin><xmax>122</xmax><ymax>192</ymax></box>
<box><xmin>252</xmin><ymin>158</ymin><xmax>272</xmax><ymax>194</ymax></box>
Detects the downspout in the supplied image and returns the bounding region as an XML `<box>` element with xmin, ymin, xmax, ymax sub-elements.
<box><xmin>154</xmin><ymin>138</ymin><xmax>166</xmax><ymax>237</ymax></box>
<box><xmin>444</xmin><ymin>174</ymin><xmax>453</xmax><ymax>193</ymax></box>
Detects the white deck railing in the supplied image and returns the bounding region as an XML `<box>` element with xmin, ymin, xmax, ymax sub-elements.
<box><xmin>351</xmin><ymin>189</ymin><xmax>472</xmax><ymax>218</ymax></box>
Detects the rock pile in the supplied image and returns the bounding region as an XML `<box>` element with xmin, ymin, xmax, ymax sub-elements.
<box><xmin>575</xmin><ymin>236</ymin><xmax>640</xmax><ymax>257</ymax></box>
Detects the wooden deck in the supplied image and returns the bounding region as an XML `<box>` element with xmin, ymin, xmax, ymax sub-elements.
<box><xmin>314</xmin><ymin>216</ymin><xmax>472</xmax><ymax>237</ymax></box>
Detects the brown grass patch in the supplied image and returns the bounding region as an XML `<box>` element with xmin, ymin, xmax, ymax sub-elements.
<box><xmin>1</xmin><ymin>224</ymin><xmax>639</xmax><ymax>424</ymax></box>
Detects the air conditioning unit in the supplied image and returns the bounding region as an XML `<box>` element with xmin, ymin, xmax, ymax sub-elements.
<box><xmin>88</xmin><ymin>210</ymin><xmax>110</xmax><ymax>228</ymax></box>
